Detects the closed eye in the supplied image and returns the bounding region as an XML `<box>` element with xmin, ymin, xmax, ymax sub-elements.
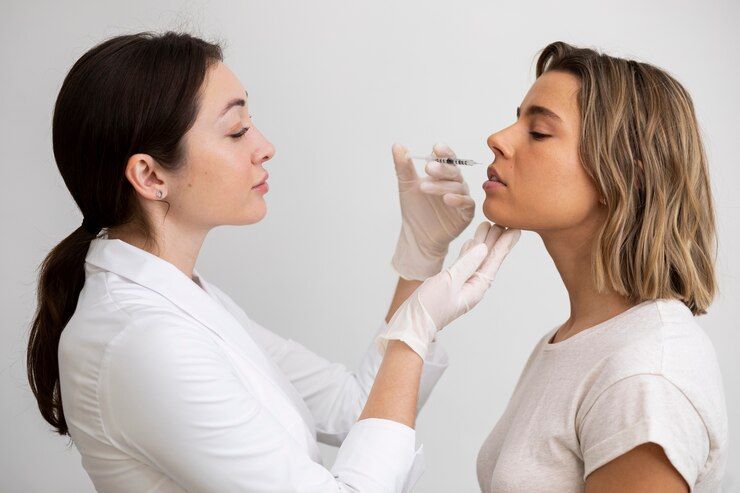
<box><xmin>230</xmin><ymin>126</ymin><xmax>250</xmax><ymax>139</ymax></box>
<box><xmin>530</xmin><ymin>131</ymin><xmax>550</xmax><ymax>141</ymax></box>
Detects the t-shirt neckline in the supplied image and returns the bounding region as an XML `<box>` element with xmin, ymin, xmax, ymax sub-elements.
<box><xmin>543</xmin><ymin>299</ymin><xmax>656</xmax><ymax>351</ymax></box>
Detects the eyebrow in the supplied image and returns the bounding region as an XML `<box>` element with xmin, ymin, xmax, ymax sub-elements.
<box><xmin>516</xmin><ymin>104</ymin><xmax>562</xmax><ymax>122</ymax></box>
<box><xmin>219</xmin><ymin>90</ymin><xmax>249</xmax><ymax>118</ymax></box>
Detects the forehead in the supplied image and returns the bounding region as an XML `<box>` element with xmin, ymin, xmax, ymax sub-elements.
<box><xmin>199</xmin><ymin>61</ymin><xmax>246</xmax><ymax>115</ymax></box>
<box><xmin>521</xmin><ymin>70</ymin><xmax>581</xmax><ymax>123</ymax></box>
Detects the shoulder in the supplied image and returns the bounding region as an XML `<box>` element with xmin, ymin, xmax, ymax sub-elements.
<box><xmin>576</xmin><ymin>299</ymin><xmax>727</xmax><ymax>483</ymax></box>
<box><xmin>97</xmin><ymin>317</ymin><xmax>233</xmax><ymax>420</ymax></box>
<box><xmin>584</xmin><ymin>299</ymin><xmax>723</xmax><ymax>401</ymax></box>
<box><xmin>196</xmin><ymin>274</ymin><xmax>254</xmax><ymax>325</ymax></box>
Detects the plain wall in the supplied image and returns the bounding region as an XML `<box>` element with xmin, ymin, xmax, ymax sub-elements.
<box><xmin>1</xmin><ymin>1</ymin><xmax>738</xmax><ymax>491</ymax></box>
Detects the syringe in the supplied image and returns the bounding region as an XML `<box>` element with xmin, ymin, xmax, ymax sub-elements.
<box><xmin>408</xmin><ymin>155</ymin><xmax>487</xmax><ymax>166</ymax></box>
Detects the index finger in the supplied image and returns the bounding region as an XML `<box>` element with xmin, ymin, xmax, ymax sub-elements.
<box><xmin>424</xmin><ymin>160</ymin><xmax>464</xmax><ymax>182</ymax></box>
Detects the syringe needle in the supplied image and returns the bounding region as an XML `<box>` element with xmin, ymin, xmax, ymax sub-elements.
<box><xmin>407</xmin><ymin>155</ymin><xmax>486</xmax><ymax>166</ymax></box>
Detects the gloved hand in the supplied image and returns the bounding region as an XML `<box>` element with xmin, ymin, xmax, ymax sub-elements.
<box><xmin>391</xmin><ymin>142</ymin><xmax>476</xmax><ymax>281</ymax></box>
<box><xmin>378</xmin><ymin>222</ymin><xmax>521</xmax><ymax>360</ymax></box>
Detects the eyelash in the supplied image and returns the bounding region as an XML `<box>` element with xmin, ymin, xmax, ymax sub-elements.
<box><xmin>530</xmin><ymin>131</ymin><xmax>550</xmax><ymax>141</ymax></box>
<box><xmin>230</xmin><ymin>114</ymin><xmax>254</xmax><ymax>139</ymax></box>
<box><xmin>230</xmin><ymin>126</ymin><xmax>250</xmax><ymax>139</ymax></box>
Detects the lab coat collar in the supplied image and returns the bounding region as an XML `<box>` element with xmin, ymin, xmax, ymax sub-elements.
<box><xmin>84</xmin><ymin>235</ymin><xmax>318</xmax><ymax>440</ymax></box>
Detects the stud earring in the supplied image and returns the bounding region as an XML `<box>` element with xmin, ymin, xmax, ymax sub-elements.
<box><xmin>156</xmin><ymin>190</ymin><xmax>164</xmax><ymax>199</ymax></box>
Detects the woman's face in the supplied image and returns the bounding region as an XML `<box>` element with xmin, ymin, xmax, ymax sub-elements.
<box><xmin>482</xmin><ymin>70</ymin><xmax>603</xmax><ymax>233</ymax></box>
<box><xmin>170</xmin><ymin>61</ymin><xmax>275</xmax><ymax>229</ymax></box>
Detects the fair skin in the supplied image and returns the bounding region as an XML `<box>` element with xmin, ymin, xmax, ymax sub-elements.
<box><xmin>107</xmin><ymin>61</ymin><xmax>423</xmax><ymax>429</ymax></box>
<box><xmin>482</xmin><ymin>69</ymin><xmax>687</xmax><ymax>491</ymax></box>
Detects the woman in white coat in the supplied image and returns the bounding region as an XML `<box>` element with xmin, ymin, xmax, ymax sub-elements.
<box><xmin>26</xmin><ymin>32</ymin><xmax>520</xmax><ymax>492</ymax></box>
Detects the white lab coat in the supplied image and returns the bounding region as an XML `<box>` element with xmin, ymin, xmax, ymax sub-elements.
<box><xmin>58</xmin><ymin>235</ymin><xmax>449</xmax><ymax>493</ymax></box>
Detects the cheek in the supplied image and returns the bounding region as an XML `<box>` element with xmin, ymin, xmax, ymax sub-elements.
<box><xmin>180</xmin><ymin>147</ymin><xmax>253</xmax><ymax>208</ymax></box>
<box><xmin>484</xmin><ymin>147</ymin><xmax>599</xmax><ymax>230</ymax></box>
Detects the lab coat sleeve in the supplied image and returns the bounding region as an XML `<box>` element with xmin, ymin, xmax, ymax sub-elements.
<box><xmin>240</xmin><ymin>314</ymin><xmax>449</xmax><ymax>446</ymax></box>
<box><xmin>99</xmin><ymin>321</ymin><xmax>421</xmax><ymax>493</ymax></box>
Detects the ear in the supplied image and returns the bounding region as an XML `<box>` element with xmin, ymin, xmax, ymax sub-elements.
<box><xmin>124</xmin><ymin>153</ymin><xmax>168</xmax><ymax>201</ymax></box>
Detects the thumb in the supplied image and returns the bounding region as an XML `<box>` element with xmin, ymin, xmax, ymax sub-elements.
<box><xmin>392</xmin><ymin>142</ymin><xmax>417</xmax><ymax>182</ymax></box>
<box><xmin>447</xmin><ymin>243</ymin><xmax>488</xmax><ymax>286</ymax></box>
<box><xmin>433</xmin><ymin>142</ymin><xmax>457</xmax><ymax>158</ymax></box>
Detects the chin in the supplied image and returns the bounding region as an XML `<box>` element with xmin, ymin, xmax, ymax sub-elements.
<box><xmin>482</xmin><ymin>201</ymin><xmax>512</xmax><ymax>228</ymax></box>
<box><xmin>237</xmin><ymin>202</ymin><xmax>267</xmax><ymax>225</ymax></box>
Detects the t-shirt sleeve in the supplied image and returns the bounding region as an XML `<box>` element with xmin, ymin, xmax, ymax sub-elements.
<box><xmin>577</xmin><ymin>373</ymin><xmax>709</xmax><ymax>489</ymax></box>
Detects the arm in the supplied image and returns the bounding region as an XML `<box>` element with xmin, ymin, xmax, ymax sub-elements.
<box><xmin>578</xmin><ymin>374</ymin><xmax>710</xmax><ymax>492</ymax></box>
<box><xmin>585</xmin><ymin>443</ymin><xmax>688</xmax><ymax>493</ymax></box>
<box><xmin>360</xmin><ymin>340</ymin><xmax>423</xmax><ymax>428</ymax></box>
<box><xmin>216</xmin><ymin>288</ymin><xmax>448</xmax><ymax>445</ymax></box>
<box><xmin>101</xmin><ymin>322</ymin><xmax>418</xmax><ymax>492</ymax></box>
<box><xmin>385</xmin><ymin>278</ymin><xmax>422</xmax><ymax>324</ymax></box>
<box><xmin>355</xmin><ymin>277</ymin><xmax>425</xmax><ymax>431</ymax></box>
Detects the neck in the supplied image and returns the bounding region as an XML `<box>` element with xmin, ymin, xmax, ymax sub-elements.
<box><xmin>107</xmin><ymin>219</ymin><xmax>208</xmax><ymax>283</ymax></box>
<box><xmin>538</xmin><ymin>214</ymin><xmax>634</xmax><ymax>343</ymax></box>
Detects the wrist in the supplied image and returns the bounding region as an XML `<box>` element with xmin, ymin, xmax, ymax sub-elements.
<box><xmin>376</xmin><ymin>293</ymin><xmax>438</xmax><ymax>360</ymax></box>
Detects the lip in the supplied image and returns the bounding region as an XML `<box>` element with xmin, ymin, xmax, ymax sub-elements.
<box><xmin>487</xmin><ymin>166</ymin><xmax>506</xmax><ymax>186</ymax></box>
<box><xmin>483</xmin><ymin>166</ymin><xmax>507</xmax><ymax>192</ymax></box>
<box><xmin>252</xmin><ymin>171</ymin><xmax>269</xmax><ymax>190</ymax></box>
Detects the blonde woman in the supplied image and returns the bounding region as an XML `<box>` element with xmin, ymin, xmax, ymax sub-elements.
<box><xmin>475</xmin><ymin>42</ymin><xmax>727</xmax><ymax>492</ymax></box>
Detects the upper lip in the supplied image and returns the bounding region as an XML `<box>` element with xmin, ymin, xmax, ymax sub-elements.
<box><xmin>487</xmin><ymin>166</ymin><xmax>507</xmax><ymax>185</ymax></box>
<box><xmin>253</xmin><ymin>171</ymin><xmax>269</xmax><ymax>188</ymax></box>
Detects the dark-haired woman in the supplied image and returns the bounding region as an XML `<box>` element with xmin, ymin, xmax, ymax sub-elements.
<box><xmin>27</xmin><ymin>32</ymin><xmax>520</xmax><ymax>492</ymax></box>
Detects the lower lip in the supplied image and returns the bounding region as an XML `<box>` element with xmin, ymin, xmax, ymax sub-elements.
<box><xmin>252</xmin><ymin>181</ymin><xmax>269</xmax><ymax>193</ymax></box>
<box><xmin>483</xmin><ymin>180</ymin><xmax>506</xmax><ymax>191</ymax></box>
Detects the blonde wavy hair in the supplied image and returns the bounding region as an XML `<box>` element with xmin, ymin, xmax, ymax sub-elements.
<box><xmin>535</xmin><ymin>42</ymin><xmax>717</xmax><ymax>315</ymax></box>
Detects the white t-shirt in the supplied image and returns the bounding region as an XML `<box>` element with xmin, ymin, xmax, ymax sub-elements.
<box><xmin>476</xmin><ymin>299</ymin><xmax>727</xmax><ymax>493</ymax></box>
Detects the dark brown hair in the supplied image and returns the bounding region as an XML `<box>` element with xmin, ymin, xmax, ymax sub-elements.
<box><xmin>27</xmin><ymin>32</ymin><xmax>223</xmax><ymax>435</ymax></box>
<box><xmin>535</xmin><ymin>42</ymin><xmax>717</xmax><ymax>315</ymax></box>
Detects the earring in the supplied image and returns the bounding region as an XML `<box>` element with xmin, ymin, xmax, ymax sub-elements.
<box><xmin>156</xmin><ymin>190</ymin><xmax>164</xmax><ymax>199</ymax></box>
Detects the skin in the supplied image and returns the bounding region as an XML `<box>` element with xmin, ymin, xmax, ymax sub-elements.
<box><xmin>109</xmin><ymin>61</ymin><xmax>274</xmax><ymax>274</ymax></box>
<box><xmin>107</xmin><ymin>61</ymin><xmax>424</xmax><ymax>429</ymax></box>
<box><xmin>482</xmin><ymin>70</ymin><xmax>687</xmax><ymax>491</ymax></box>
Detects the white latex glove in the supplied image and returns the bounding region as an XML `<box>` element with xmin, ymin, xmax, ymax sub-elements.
<box><xmin>378</xmin><ymin>222</ymin><xmax>521</xmax><ymax>360</ymax></box>
<box><xmin>391</xmin><ymin>142</ymin><xmax>476</xmax><ymax>281</ymax></box>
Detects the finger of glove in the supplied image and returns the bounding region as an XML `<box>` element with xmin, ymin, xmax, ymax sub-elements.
<box><xmin>442</xmin><ymin>193</ymin><xmax>475</xmax><ymax>210</ymax></box>
<box><xmin>473</xmin><ymin>221</ymin><xmax>492</xmax><ymax>244</ymax></box>
<box><xmin>483</xmin><ymin>224</ymin><xmax>506</xmax><ymax>251</ymax></box>
<box><xmin>420</xmin><ymin>180</ymin><xmax>468</xmax><ymax>196</ymax></box>
<box><xmin>478</xmin><ymin>228</ymin><xmax>521</xmax><ymax>280</ymax></box>
<box><xmin>457</xmin><ymin>238</ymin><xmax>477</xmax><ymax>259</ymax></box>
<box><xmin>392</xmin><ymin>142</ymin><xmax>418</xmax><ymax>182</ymax></box>
<box><xmin>458</xmin><ymin>229</ymin><xmax>521</xmax><ymax>308</ymax></box>
<box><xmin>433</xmin><ymin>142</ymin><xmax>457</xmax><ymax>158</ymax></box>
<box><xmin>425</xmin><ymin>160</ymin><xmax>463</xmax><ymax>183</ymax></box>
<box><xmin>447</xmin><ymin>242</ymin><xmax>488</xmax><ymax>287</ymax></box>
<box><xmin>458</xmin><ymin>271</ymin><xmax>493</xmax><ymax>310</ymax></box>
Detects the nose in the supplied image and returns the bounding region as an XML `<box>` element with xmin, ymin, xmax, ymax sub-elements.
<box><xmin>252</xmin><ymin>130</ymin><xmax>276</xmax><ymax>165</ymax></box>
<box><xmin>487</xmin><ymin>126</ymin><xmax>514</xmax><ymax>161</ymax></box>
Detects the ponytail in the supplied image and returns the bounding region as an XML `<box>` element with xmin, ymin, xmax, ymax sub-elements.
<box><xmin>27</xmin><ymin>227</ymin><xmax>98</xmax><ymax>435</ymax></box>
<box><xmin>27</xmin><ymin>31</ymin><xmax>222</xmax><ymax>435</ymax></box>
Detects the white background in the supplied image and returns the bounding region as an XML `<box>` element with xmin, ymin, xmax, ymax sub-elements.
<box><xmin>1</xmin><ymin>1</ymin><xmax>738</xmax><ymax>491</ymax></box>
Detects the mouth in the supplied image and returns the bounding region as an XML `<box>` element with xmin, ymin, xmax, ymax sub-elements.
<box><xmin>252</xmin><ymin>171</ymin><xmax>269</xmax><ymax>189</ymax></box>
<box><xmin>486</xmin><ymin>166</ymin><xmax>507</xmax><ymax>186</ymax></box>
